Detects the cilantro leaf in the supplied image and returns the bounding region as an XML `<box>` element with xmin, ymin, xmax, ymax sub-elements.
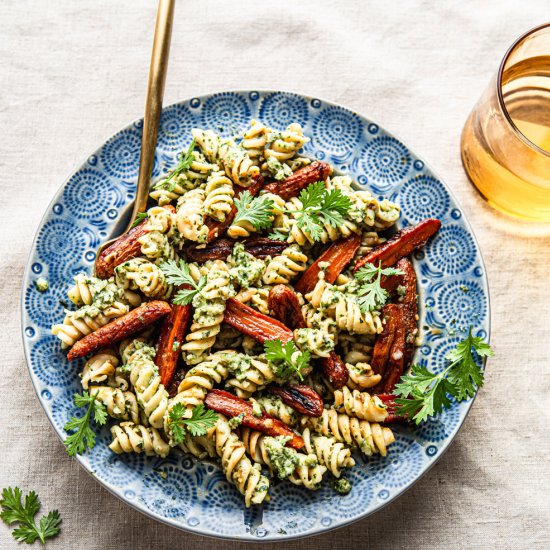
<box><xmin>0</xmin><ymin>487</ymin><xmax>61</xmax><ymax>544</ymax></box>
<box><xmin>356</xmin><ymin>262</ymin><xmax>404</xmax><ymax>312</ymax></box>
<box><xmin>446</xmin><ymin>327</ymin><xmax>493</xmax><ymax>401</ymax></box>
<box><xmin>153</xmin><ymin>139</ymin><xmax>196</xmax><ymax>191</ymax></box>
<box><xmin>394</xmin><ymin>327</ymin><xmax>493</xmax><ymax>424</ymax></box>
<box><xmin>264</xmin><ymin>339</ymin><xmax>310</xmax><ymax>381</ymax></box>
<box><xmin>285</xmin><ymin>182</ymin><xmax>352</xmax><ymax>242</ymax></box>
<box><xmin>183</xmin><ymin>403</ymin><xmax>219</xmax><ymax>436</ymax></box>
<box><xmin>167</xmin><ymin>403</ymin><xmax>218</xmax><ymax>444</ymax></box>
<box><xmin>159</xmin><ymin>259</ymin><xmax>206</xmax><ymax>305</ymax></box>
<box><xmin>131</xmin><ymin>212</ymin><xmax>148</xmax><ymax>228</ymax></box>
<box><xmin>233</xmin><ymin>191</ymin><xmax>275</xmax><ymax>231</ymax></box>
<box><xmin>63</xmin><ymin>391</ymin><xmax>107</xmax><ymax>456</ymax></box>
<box><xmin>268</xmin><ymin>229</ymin><xmax>289</xmax><ymax>241</ymax></box>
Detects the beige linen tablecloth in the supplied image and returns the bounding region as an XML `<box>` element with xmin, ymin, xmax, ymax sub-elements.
<box><xmin>1</xmin><ymin>1</ymin><xmax>549</xmax><ymax>548</ymax></box>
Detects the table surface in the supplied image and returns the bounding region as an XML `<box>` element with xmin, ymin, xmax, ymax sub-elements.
<box><xmin>1</xmin><ymin>1</ymin><xmax>549</xmax><ymax>548</ymax></box>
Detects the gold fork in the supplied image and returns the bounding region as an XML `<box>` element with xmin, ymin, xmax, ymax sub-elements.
<box><xmin>94</xmin><ymin>0</ymin><xmax>174</xmax><ymax>274</ymax></box>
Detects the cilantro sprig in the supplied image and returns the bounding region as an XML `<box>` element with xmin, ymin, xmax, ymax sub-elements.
<box><xmin>264</xmin><ymin>339</ymin><xmax>310</xmax><ymax>381</ymax></box>
<box><xmin>394</xmin><ymin>328</ymin><xmax>493</xmax><ymax>424</ymax></box>
<box><xmin>63</xmin><ymin>391</ymin><xmax>107</xmax><ymax>456</ymax></box>
<box><xmin>355</xmin><ymin>262</ymin><xmax>404</xmax><ymax>312</ymax></box>
<box><xmin>154</xmin><ymin>138</ymin><xmax>196</xmax><ymax>192</ymax></box>
<box><xmin>131</xmin><ymin>211</ymin><xmax>148</xmax><ymax>229</ymax></box>
<box><xmin>160</xmin><ymin>259</ymin><xmax>206</xmax><ymax>305</ymax></box>
<box><xmin>233</xmin><ymin>191</ymin><xmax>275</xmax><ymax>231</ymax></box>
<box><xmin>167</xmin><ymin>403</ymin><xmax>218</xmax><ymax>444</ymax></box>
<box><xmin>288</xmin><ymin>182</ymin><xmax>352</xmax><ymax>242</ymax></box>
<box><xmin>0</xmin><ymin>487</ymin><xmax>61</xmax><ymax>545</ymax></box>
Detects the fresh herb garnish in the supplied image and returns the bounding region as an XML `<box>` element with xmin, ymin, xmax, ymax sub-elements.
<box><xmin>0</xmin><ymin>487</ymin><xmax>61</xmax><ymax>545</ymax></box>
<box><xmin>264</xmin><ymin>339</ymin><xmax>310</xmax><ymax>381</ymax></box>
<box><xmin>131</xmin><ymin>211</ymin><xmax>148</xmax><ymax>228</ymax></box>
<box><xmin>268</xmin><ymin>229</ymin><xmax>289</xmax><ymax>241</ymax></box>
<box><xmin>393</xmin><ymin>328</ymin><xmax>493</xmax><ymax>424</ymax></box>
<box><xmin>63</xmin><ymin>391</ymin><xmax>107</xmax><ymax>456</ymax></box>
<box><xmin>286</xmin><ymin>182</ymin><xmax>352</xmax><ymax>242</ymax></box>
<box><xmin>167</xmin><ymin>403</ymin><xmax>218</xmax><ymax>444</ymax></box>
<box><xmin>233</xmin><ymin>191</ymin><xmax>275</xmax><ymax>231</ymax></box>
<box><xmin>355</xmin><ymin>262</ymin><xmax>404</xmax><ymax>312</ymax></box>
<box><xmin>159</xmin><ymin>259</ymin><xmax>206</xmax><ymax>305</ymax></box>
<box><xmin>154</xmin><ymin>138</ymin><xmax>196</xmax><ymax>191</ymax></box>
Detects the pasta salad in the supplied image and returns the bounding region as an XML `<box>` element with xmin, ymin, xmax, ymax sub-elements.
<box><xmin>51</xmin><ymin>120</ymin><xmax>442</xmax><ymax>506</ymax></box>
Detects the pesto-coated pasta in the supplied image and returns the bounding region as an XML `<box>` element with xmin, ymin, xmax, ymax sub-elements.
<box><xmin>51</xmin><ymin>120</ymin><xmax>411</xmax><ymax>507</ymax></box>
<box><xmin>110</xmin><ymin>422</ymin><xmax>170</xmax><ymax>457</ymax></box>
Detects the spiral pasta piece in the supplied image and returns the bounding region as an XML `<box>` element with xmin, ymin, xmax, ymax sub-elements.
<box><xmin>192</xmin><ymin>129</ymin><xmax>259</xmax><ymax>187</ymax></box>
<box><xmin>254</xmin><ymin>395</ymin><xmax>299</xmax><ymax>427</ymax></box>
<box><xmin>233</xmin><ymin>286</ymin><xmax>270</xmax><ymax>315</ymax></box>
<box><xmin>275</xmin><ymin>197</ymin><xmax>360</xmax><ymax>246</ymax></box>
<box><xmin>80</xmin><ymin>350</ymin><xmax>119</xmax><ymax>390</ymax></box>
<box><xmin>241</xmin><ymin>429</ymin><xmax>326</xmax><ymax>490</ymax></box>
<box><xmin>294</xmin><ymin>327</ymin><xmax>334</xmax><ymax>358</ymax></box>
<box><xmin>51</xmin><ymin>302</ymin><xmax>129</xmax><ymax>349</ymax></box>
<box><xmin>149</xmin><ymin>150</ymin><xmax>216</xmax><ymax>205</ymax></box>
<box><xmin>166</xmin><ymin>351</ymin><xmax>232</xmax><ymax>426</ymax></box>
<box><xmin>306</xmin><ymin>278</ymin><xmax>382</xmax><ymax>335</ymax></box>
<box><xmin>67</xmin><ymin>274</ymin><xmax>139</xmax><ymax>308</ymax></box>
<box><xmin>241</xmin><ymin>119</ymin><xmax>268</xmax><ymax>164</ymax></box>
<box><xmin>178</xmin><ymin>432</ymin><xmax>217</xmax><ymax>459</ymax></box>
<box><xmin>302</xmin><ymin>428</ymin><xmax>355</xmax><ymax>478</ymax></box>
<box><xmin>333</xmin><ymin>386</ymin><xmax>388</xmax><ymax>422</ymax></box>
<box><xmin>115</xmin><ymin>258</ymin><xmax>169</xmax><ymax>298</ymax></box>
<box><xmin>91</xmin><ymin>386</ymin><xmax>139</xmax><ymax>423</ymax></box>
<box><xmin>175</xmin><ymin>188</ymin><xmax>209</xmax><ymax>243</ymax></box>
<box><xmin>263</xmin><ymin>123</ymin><xmax>309</xmax><ymax>164</ymax></box>
<box><xmin>224</xmin><ymin>354</ymin><xmax>278</xmax><ymax>398</ymax></box>
<box><xmin>304</xmin><ymin>409</ymin><xmax>394</xmax><ymax>457</ymax></box>
<box><xmin>204</xmin><ymin>170</ymin><xmax>235</xmax><ymax>222</ymax></box>
<box><xmin>110</xmin><ymin>422</ymin><xmax>170</xmax><ymax>457</ymax></box>
<box><xmin>181</xmin><ymin>260</ymin><xmax>232</xmax><ymax>364</ymax></box>
<box><xmin>346</xmin><ymin>362</ymin><xmax>382</xmax><ymax>390</ymax></box>
<box><xmin>211</xmin><ymin>416</ymin><xmax>270</xmax><ymax>506</ymax></box>
<box><xmin>301</xmin><ymin>303</ymin><xmax>337</xmax><ymax>337</ymax></box>
<box><xmin>123</xmin><ymin>342</ymin><xmax>169</xmax><ymax>429</ymax></box>
<box><xmin>262</xmin><ymin>245</ymin><xmax>308</xmax><ymax>285</ymax></box>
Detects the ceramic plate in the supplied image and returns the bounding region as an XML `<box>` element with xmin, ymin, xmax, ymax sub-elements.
<box><xmin>21</xmin><ymin>91</ymin><xmax>490</xmax><ymax>541</ymax></box>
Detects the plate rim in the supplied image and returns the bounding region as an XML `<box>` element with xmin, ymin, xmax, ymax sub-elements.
<box><xmin>20</xmin><ymin>88</ymin><xmax>491</xmax><ymax>541</ymax></box>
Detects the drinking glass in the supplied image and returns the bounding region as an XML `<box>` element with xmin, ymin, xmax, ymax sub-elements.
<box><xmin>461</xmin><ymin>23</ymin><xmax>550</xmax><ymax>222</ymax></box>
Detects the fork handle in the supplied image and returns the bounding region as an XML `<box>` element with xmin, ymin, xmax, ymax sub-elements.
<box><xmin>128</xmin><ymin>0</ymin><xmax>175</xmax><ymax>231</ymax></box>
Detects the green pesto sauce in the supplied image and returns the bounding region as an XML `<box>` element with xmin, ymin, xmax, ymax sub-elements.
<box><xmin>228</xmin><ymin>412</ymin><xmax>245</xmax><ymax>429</ymax></box>
<box><xmin>35</xmin><ymin>277</ymin><xmax>49</xmax><ymax>292</ymax></box>
<box><xmin>332</xmin><ymin>478</ymin><xmax>352</xmax><ymax>495</ymax></box>
<box><xmin>228</xmin><ymin>242</ymin><xmax>265</xmax><ymax>289</ymax></box>
<box><xmin>223</xmin><ymin>353</ymin><xmax>252</xmax><ymax>381</ymax></box>
<box><xmin>264</xmin><ymin>436</ymin><xmax>298</xmax><ymax>480</ymax></box>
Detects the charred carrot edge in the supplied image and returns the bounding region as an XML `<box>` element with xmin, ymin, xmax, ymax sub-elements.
<box><xmin>370</xmin><ymin>304</ymin><xmax>400</xmax><ymax>376</ymax></box>
<box><xmin>320</xmin><ymin>351</ymin><xmax>349</xmax><ymax>389</ymax></box>
<box><xmin>205</xmin><ymin>389</ymin><xmax>304</xmax><ymax>449</ymax></box>
<box><xmin>154</xmin><ymin>300</ymin><xmax>192</xmax><ymax>387</ymax></box>
<box><xmin>67</xmin><ymin>301</ymin><xmax>172</xmax><ymax>361</ymax></box>
<box><xmin>376</xmin><ymin>394</ymin><xmax>407</xmax><ymax>423</ymax></box>
<box><xmin>268</xmin><ymin>384</ymin><xmax>323</xmax><ymax>417</ymax></box>
<box><xmin>205</xmin><ymin>175</ymin><xmax>264</xmax><ymax>242</ymax></box>
<box><xmin>95</xmin><ymin>205</ymin><xmax>176</xmax><ymax>278</ymax></box>
<box><xmin>187</xmin><ymin>237</ymin><xmax>288</xmax><ymax>263</ymax></box>
<box><xmin>396</xmin><ymin>258</ymin><xmax>418</xmax><ymax>366</ymax></box>
<box><xmin>262</xmin><ymin>161</ymin><xmax>332</xmax><ymax>201</ymax></box>
<box><xmin>354</xmin><ymin>218</ymin><xmax>441</xmax><ymax>271</ymax></box>
<box><xmin>295</xmin><ymin>234</ymin><xmax>361</xmax><ymax>295</ymax></box>
<box><xmin>378</xmin><ymin>307</ymin><xmax>405</xmax><ymax>393</ymax></box>
<box><xmin>223</xmin><ymin>298</ymin><xmax>293</xmax><ymax>343</ymax></box>
<box><xmin>268</xmin><ymin>285</ymin><xmax>307</xmax><ymax>330</ymax></box>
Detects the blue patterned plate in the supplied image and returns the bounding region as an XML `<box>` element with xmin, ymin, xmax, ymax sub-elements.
<box><xmin>21</xmin><ymin>91</ymin><xmax>490</xmax><ymax>541</ymax></box>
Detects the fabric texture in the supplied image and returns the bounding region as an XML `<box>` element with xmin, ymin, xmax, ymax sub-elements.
<box><xmin>1</xmin><ymin>0</ymin><xmax>549</xmax><ymax>548</ymax></box>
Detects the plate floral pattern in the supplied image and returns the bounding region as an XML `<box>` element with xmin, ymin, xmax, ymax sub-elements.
<box><xmin>21</xmin><ymin>91</ymin><xmax>490</xmax><ymax>541</ymax></box>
